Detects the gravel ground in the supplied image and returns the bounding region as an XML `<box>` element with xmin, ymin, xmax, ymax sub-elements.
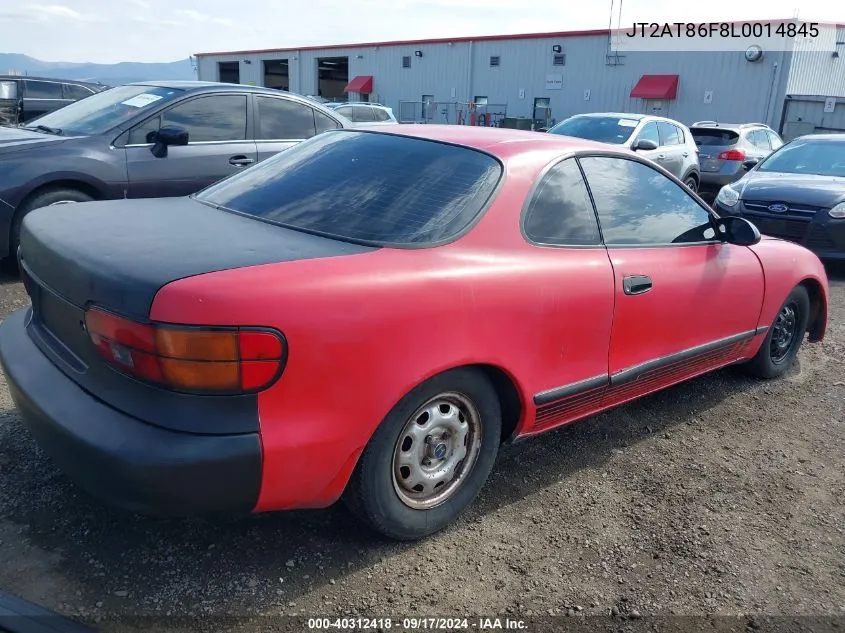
<box><xmin>0</xmin><ymin>264</ymin><xmax>843</xmax><ymax>632</ymax></box>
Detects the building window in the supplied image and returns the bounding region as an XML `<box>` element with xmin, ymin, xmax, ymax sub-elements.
<box><xmin>489</xmin><ymin>56</ymin><xmax>501</xmax><ymax>67</ymax></box>
<box><xmin>553</xmin><ymin>54</ymin><xmax>566</xmax><ymax>66</ymax></box>
<box><xmin>474</xmin><ymin>96</ymin><xmax>488</xmax><ymax>106</ymax></box>
<box><xmin>402</xmin><ymin>56</ymin><xmax>411</xmax><ymax>69</ymax></box>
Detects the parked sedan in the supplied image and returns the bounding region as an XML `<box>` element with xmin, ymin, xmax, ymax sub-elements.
<box><xmin>690</xmin><ymin>121</ymin><xmax>784</xmax><ymax>193</ymax></box>
<box><xmin>546</xmin><ymin>112</ymin><xmax>701</xmax><ymax>191</ymax></box>
<box><xmin>0</xmin><ymin>81</ymin><xmax>351</xmax><ymax>261</ymax></box>
<box><xmin>0</xmin><ymin>126</ymin><xmax>828</xmax><ymax>541</ymax></box>
<box><xmin>713</xmin><ymin>134</ymin><xmax>845</xmax><ymax>261</ymax></box>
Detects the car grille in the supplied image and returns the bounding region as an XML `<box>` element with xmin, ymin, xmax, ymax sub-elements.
<box><xmin>742</xmin><ymin>200</ymin><xmax>825</xmax><ymax>215</ymax></box>
<box><xmin>743</xmin><ymin>214</ymin><xmax>810</xmax><ymax>242</ymax></box>
<box><xmin>805</xmin><ymin>225</ymin><xmax>837</xmax><ymax>251</ymax></box>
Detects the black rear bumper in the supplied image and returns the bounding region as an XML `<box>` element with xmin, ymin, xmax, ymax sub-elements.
<box><xmin>0</xmin><ymin>307</ymin><xmax>262</xmax><ymax>517</ymax></box>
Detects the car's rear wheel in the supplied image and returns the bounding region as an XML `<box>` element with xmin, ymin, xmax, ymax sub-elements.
<box><xmin>10</xmin><ymin>187</ymin><xmax>93</xmax><ymax>260</ymax></box>
<box><xmin>684</xmin><ymin>175</ymin><xmax>698</xmax><ymax>192</ymax></box>
<box><xmin>342</xmin><ymin>367</ymin><xmax>501</xmax><ymax>541</ymax></box>
<box><xmin>742</xmin><ymin>284</ymin><xmax>810</xmax><ymax>379</ymax></box>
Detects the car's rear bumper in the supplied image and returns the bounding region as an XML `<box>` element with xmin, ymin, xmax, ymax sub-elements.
<box><xmin>699</xmin><ymin>171</ymin><xmax>742</xmax><ymax>189</ymax></box>
<box><xmin>0</xmin><ymin>307</ymin><xmax>263</xmax><ymax>517</ymax></box>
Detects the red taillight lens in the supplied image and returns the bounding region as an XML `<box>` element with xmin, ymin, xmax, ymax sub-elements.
<box><xmin>717</xmin><ymin>148</ymin><xmax>746</xmax><ymax>161</ymax></box>
<box><xmin>84</xmin><ymin>307</ymin><xmax>286</xmax><ymax>395</ymax></box>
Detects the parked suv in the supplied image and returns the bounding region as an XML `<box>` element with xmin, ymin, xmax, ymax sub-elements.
<box><xmin>0</xmin><ymin>75</ymin><xmax>108</xmax><ymax>126</ymax></box>
<box><xmin>326</xmin><ymin>102</ymin><xmax>397</xmax><ymax>125</ymax></box>
<box><xmin>0</xmin><ymin>81</ymin><xmax>352</xmax><ymax>261</ymax></box>
<box><xmin>547</xmin><ymin>112</ymin><xmax>701</xmax><ymax>191</ymax></box>
<box><xmin>689</xmin><ymin>122</ymin><xmax>784</xmax><ymax>193</ymax></box>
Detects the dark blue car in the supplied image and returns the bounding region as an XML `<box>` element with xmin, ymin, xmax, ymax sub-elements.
<box><xmin>713</xmin><ymin>134</ymin><xmax>845</xmax><ymax>261</ymax></box>
<box><xmin>0</xmin><ymin>81</ymin><xmax>352</xmax><ymax>261</ymax></box>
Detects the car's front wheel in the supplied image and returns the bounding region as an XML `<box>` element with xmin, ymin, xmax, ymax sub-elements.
<box><xmin>342</xmin><ymin>367</ymin><xmax>502</xmax><ymax>541</ymax></box>
<box><xmin>743</xmin><ymin>284</ymin><xmax>810</xmax><ymax>379</ymax></box>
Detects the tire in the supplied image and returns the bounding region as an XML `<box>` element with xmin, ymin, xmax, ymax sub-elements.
<box><xmin>684</xmin><ymin>175</ymin><xmax>698</xmax><ymax>193</ymax></box>
<box><xmin>742</xmin><ymin>284</ymin><xmax>810</xmax><ymax>379</ymax></box>
<box><xmin>342</xmin><ymin>367</ymin><xmax>502</xmax><ymax>541</ymax></box>
<box><xmin>9</xmin><ymin>187</ymin><xmax>93</xmax><ymax>260</ymax></box>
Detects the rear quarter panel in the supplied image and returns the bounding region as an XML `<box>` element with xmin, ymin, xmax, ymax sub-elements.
<box><xmin>148</xmin><ymin>151</ymin><xmax>616</xmax><ymax>510</ymax></box>
<box><xmin>749</xmin><ymin>237</ymin><xmax>829</xmax><ymax>341</ymax></box>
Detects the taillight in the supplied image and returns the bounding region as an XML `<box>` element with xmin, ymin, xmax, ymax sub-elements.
<box><xmin>84</xmin><ymin>307</ymin><xmax>286</xmax><ymax>395</ymax></box>
<box><xmin>717</xmin><ymin>148</ymin><xmax>746</xmax><ymax>161</ymax></box>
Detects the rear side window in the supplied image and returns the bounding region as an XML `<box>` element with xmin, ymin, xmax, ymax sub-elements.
<box><xmin>373</xmin><ymin>108</ymin><xmax>392</xmax><ymax>122</ymax></box>
<box><xmin>63</xmin><ymin>83</ymin><xmax>94</xmax><ymax>100</ymax></box>
<box><xmin>523</xmin><ymin>158</ymin><xmax>601</xmax><ymax>246</ymax></box>
<box><xmin>690</xmin><ymin>128</ymin><xmax>740</xmax><ymax>146</ymax></box>
<box><xmin>747</xmin><ymin>129</ymin><xmax>772</xmax><ymax>150</ymax></box>
<box><xmin>24</xmin><ymin>80</ymin><xmax>63</xmax><ymax>99</ymax></box>
<box><xmin>195</xmin><ymin>131</ymin><xmax>502</xmax><ymax>246</ymax></box>
<box><xmin>257</xmin><ymin>96</ymin><xmax>317</xmax><ymax>140</ymax></box>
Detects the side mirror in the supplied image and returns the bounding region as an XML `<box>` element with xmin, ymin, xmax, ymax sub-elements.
<box><xmin>148</xmin><ymin>125</ymin><xmax>189</xmax><ymax>158</ymax></box>
<box><xmin>741</xmin><ymin>158</ymin><xmax>760</xmax><ymax>171</ymax></box>
<box><xmin>715</xmin><ymin>215</ymin><xmax>761</xmax><ymax>246</ymax></box>
<box><xmin>633</xmin><ymin>138</ymin><xmax>659</xmax><ymax>151</ymax></box>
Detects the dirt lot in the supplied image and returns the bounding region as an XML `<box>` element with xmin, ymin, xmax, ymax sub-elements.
<box><xmin>0</xmin><ymin>265</ymin><xmax>843</xmax><ymax>632</ymax></box>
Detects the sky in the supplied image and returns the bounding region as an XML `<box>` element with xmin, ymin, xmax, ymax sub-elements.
<box><xmin>1</xmin><ymin>0</ymin><xmax>844</xmax><ymax>64</ymax></box>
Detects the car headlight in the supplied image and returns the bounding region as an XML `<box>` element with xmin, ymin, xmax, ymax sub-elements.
<box><xmin>716</xmin><ymin>185</ymin><xmax>740</xmax><ymax>208</ymax></box>
<box><xmin>829</xmin><ymin>201</ymin><xmax>845</xmax><ymax>218</ymax></box>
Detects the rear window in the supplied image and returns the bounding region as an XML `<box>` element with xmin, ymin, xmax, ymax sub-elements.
<box><xmin>195</xmin><ymin>130</ymin><xmax>503</xmax><ymax>246</ymax></box>
<box><xmin>690</xmin><ymin>128</ymin><xmax>740</xmax><ymax>146</ymax></box>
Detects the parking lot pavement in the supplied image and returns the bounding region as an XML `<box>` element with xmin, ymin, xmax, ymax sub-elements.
<box><xmin>0</xmin><ymin>266</ymin><xmax>843</xmax><ymax>632</ymax></box>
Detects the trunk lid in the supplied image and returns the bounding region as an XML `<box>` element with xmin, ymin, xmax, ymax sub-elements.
<box><xmin>18</xmin><ymin>196</ymin><xmax>377</xmax><ymax>434</ymax></box>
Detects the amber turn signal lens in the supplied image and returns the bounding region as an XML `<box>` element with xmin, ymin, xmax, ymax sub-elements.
<box><xmin>159</xmin><ymin>358</ymin><xmax>240</xmax><ymax>392</ymax></box>
<box><xmin>155</xmin><ymin>329</ymin><xmax>239</xmax><ymax>361</ymax></box>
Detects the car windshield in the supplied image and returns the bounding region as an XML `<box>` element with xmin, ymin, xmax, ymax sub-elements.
<box><xmin>195</xmin><ymin>130</ymin><xmax>503</xmax><ymax>246</ymax></box>
<box><xmin>548</xmin><ymin>116</ymin><xmax>639</xmax><ymax>144</ymax></box>
<box><xmin>22</xmin><ymin>85</ymin><xmax>184</xmax><ymax>136</ymax></box>
<box><xmin>757</xmin><ymin>138</ymin><xmax>845</xmax><ymax>177</ymax></box>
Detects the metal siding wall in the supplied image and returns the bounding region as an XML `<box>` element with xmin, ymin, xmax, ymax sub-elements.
<box><xmin>786</xmin><ymin>27</ymin><xmax>845</xmax><ymax>97</ymax></box>
<box><xmin>197</xmin><ymin>35</ymin><xmax>788</xmax><ymax>126</ymax></box>
<box><xmin>781</xmin><ymin>96</ymin><xmax>845</xmax><ymax>140</ymax></box>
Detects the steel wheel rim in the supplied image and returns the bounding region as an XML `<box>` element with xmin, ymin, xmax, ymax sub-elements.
<box><xmin>392</xmin><ymin>391</ymin><xmax>483</xmax><ymax>510</ymax></box>
<box><xmin>770</xmin><ymin>302</ymin><xmax>798</xmax><ymax>364</ymax></box>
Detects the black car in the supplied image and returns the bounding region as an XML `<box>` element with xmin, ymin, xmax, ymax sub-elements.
<box><xmin>0</xmin><ymin>81</ymin><xmax>352</xmax><ymax>261</ymax></box>
<box><xmin>712</xmin><ymin>134</ymin><xmax>845</xmax><ymax>261</ymax></box>
<box><xmin>0</xmin><ymin>75</ymin><xmax>109</xmax><ymax>126</ymax></box>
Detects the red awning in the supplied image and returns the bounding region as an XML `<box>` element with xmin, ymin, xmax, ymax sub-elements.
<box><xmin>344</xmin><ymin>75</ymin><xmax>373</xmax><ymax>93</ymax></box>
<box><xmin>630</xmin><ymin>74</ymin><xmax>679</xmax><ymax>100</ymax></box>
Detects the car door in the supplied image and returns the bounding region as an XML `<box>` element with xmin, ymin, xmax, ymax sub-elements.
<box><xmin>124</xmin><ymin>92</ymin><xmax>257</xmax><ymax>198</ymax></box>
<box><xmin>655</xmin><ymin>121</ymin><xmax>687</xmax><ymax>178</ymax></box>
<box><xmin>254</xmin><ymin>95</ymin><xmax>342</xmax><ymax>162</ymax></box>
<box><xmin>520</xmin><ymin>157</ymin><xmax>616</xmax><ymax>433</ymax></box>
<box><xmin>577</xmin><ymin>154</ymin><xmax>765</xmax><ymax>407</ymax></box>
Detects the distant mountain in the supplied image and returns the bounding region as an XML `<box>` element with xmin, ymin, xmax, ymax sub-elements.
<box><xmin>0</xmin><ymin>53</ymin><xmax>195</xmax><ymax>86</ymax></box>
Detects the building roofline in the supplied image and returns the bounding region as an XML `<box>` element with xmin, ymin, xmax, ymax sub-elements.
<box><xmin>194</xmin><ymin>18</ymin><xmax>842</xmax><ymax>58</ymax></box>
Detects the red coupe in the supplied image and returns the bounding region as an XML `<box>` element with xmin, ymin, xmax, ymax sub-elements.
<box><xmin>0</xmin><ymin>125</ymin><xmax>829</xmax><ymax>541</ymax></box>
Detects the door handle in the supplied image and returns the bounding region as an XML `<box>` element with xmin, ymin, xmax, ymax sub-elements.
<box><xmin>623</xmin><ymin>275</ymin><xmax>653</xmax><ymax>295</ymax></box>
<box><xmin>682</xmin><ymin>152</ymin><xmax>689</xmax><ymax>157</ymax></box>
<box><xmin>229</xmin><ymin>155</ymin><xmax>255</xmax><ymax>167</ymax></box>
<box><xmin>656</xmin><ymin>154</ymin><xmax>666</xmax><ymax>160</ymax></box>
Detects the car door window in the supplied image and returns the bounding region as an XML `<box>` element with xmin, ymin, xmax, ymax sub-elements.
<box><xmin>335</xmin><ymin>105</ymin><xmax>353</xmax><ymax>118</ymax></box>
<box><xmin>24</xmin><ymin>80</ymin><xmax>63</xmax><ymax>99</ymax></box>
<box><xmin>579</xmin><ymin>156</ymin><xmax>715</xmax><ymax>245</ymax></box>
<box><xmin>766</xmin><ymin>130</ymin><xmax>783</xmax><ymax>150</ymax></box>
<box><xmin>63</xmin><ymin>83</ymin><xmax>94</xmax><ymax>100</ymax></box>
<box><xmin>635</xmin><ymin>121</ymin><xmax>660</xmax><ymax>146</ymax></box>
<box><xmin>256</xmin><ymin>96</ymin><xmax>317</xmax><ymax>140</ymax></box>
<box><xmin>127</xmin><ymin>94</ymin><xmax>248</xmax><ymax>145</ymax></box>
<box><xmin>315</xmin><ymin>109</ymin><xmax>341</xmax><ymax>134</ymax></box>
<box><xmin>657</xmin><ymin>121</ymin><xmax>681</xmax><ymax>145</ymax></box>
<box><xmin>523</xmin><ymin>158</ymin><xmax>602</xmax><ymax>246</ymax></box>
<box><xmin>748</xmin><ymin>129</ymin><xmax>771</xmax><ymax>150</ymax></box>
<box><xmin>373</xmin><ymin>108</ymin><xmax>391</xmax><ymax>122</ymax></box>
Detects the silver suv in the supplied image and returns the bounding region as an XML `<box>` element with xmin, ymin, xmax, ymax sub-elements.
<box><xmin>689</xmin><ymin>122</ymin><xmax>784</xmax><ymax>192</ymax></box>
<box><xmin>326</xmin><ymin>102</ymin><xmax>397</xmax><ymax>125</ymax></box>
<box><xmin>547</xmin><ymin>112</ymin><xmax>701</xmax><ymax>191</ymax></box>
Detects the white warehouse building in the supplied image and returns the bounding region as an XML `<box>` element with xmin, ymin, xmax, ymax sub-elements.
<box><xmin>196</xmin><ymin>21</ymin><xmax>845</xmax><ymax>139</ymax></box>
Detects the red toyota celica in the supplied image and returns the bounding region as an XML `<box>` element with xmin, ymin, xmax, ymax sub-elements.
<box><xmin>0</xmin><ymin>125</ymin><xmax>829</xmax><ymax>541</ymax></box>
